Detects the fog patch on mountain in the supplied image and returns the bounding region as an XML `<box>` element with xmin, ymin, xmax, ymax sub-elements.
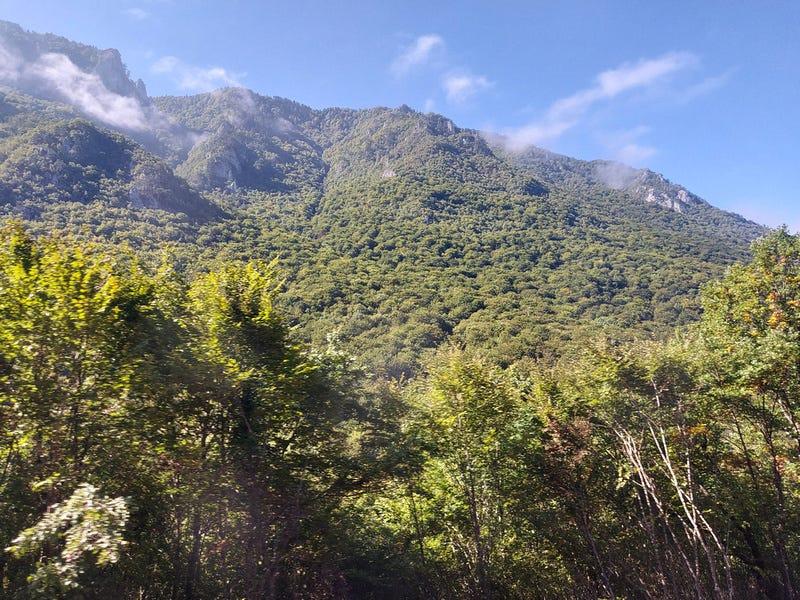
<box><xmin>0</xmin><ymin>37</ymin><xmax>167</xmax><ymax>133</ymax></box>
<box><xmin>594</xmin><ymin>161</ymin><xmax>641</xmax><ymax>190</ymax></box>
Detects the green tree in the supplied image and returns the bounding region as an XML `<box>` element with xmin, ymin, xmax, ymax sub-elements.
<box><xmin>699</xmin><ymin>228</ymin><xmax>800</xmax><ymax>599</ymax></box>
<box><xmin>388</xmin><ymin>350</ymin><xmax>554</xmax><ymax>598</ymax></box>
<box><xmin>0</xmin><ymin>224</ymin><xmax>392</xmax><ymax>598</ymax></box>
<box><xmin>0</xmin><ymin>223</ymin><xmax>159</xmax><ymax>596</ymax></box>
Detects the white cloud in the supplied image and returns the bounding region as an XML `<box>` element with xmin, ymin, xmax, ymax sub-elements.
<box><xmin>391</xmin><ymin>34</ymin><xmax>494</xmax><ymax>110</ymax></box>
<box><xmin>595</xmin><ymin>52</ymin><xmax>697</xmax><ymax>97</ymax></box>
<box><xmin>614</xmin><ymin>142</ymin><xmax>656</xmax><ymax>166</ymax></box>
<box><xmin>594</xmin><ymin>161</ymin><xmax>641</xmax><ymax>190</ymax></box>
<box><xmin>498</xmin><ymin>120</ymin><xmax>574</xmax><ymax>151</ymax></box>
<box><xmin>503</xmin><ymin>51</ymin><xmax>699</xmax><ymax>149</ymax></box>
<box><xmin>4</xmin><ymin>50</ymin><xmax>151</xmax><ymax>131</ymax></box>
<box><xmin>443</xmin><ymin>73</ymin><xmax>492</xmax><ymax>104</ymax></box>
<box><xmin>151</xmin><ymin>56</ymin><xmax>242</xmax><ymax>92</ymax></box>
<box><xmin>674</xmin><ymin>70</ymin><xmax>732</xmax><ymax>104</ymax></box>
<box><xmin>392</xmin><ymin>34</ymin><xmax>444</xmax><ymax>76</ymax></box>
<box><xmin>33</xmin><ymin>53</ymin><xmax>151</xmax><ymax>130</ymax></box>
<box><xmin>125</xmin><ymin>7</ymin><xmax>150</xmax><ymax>20</ymax></box>
<box><xmin>598</xmin><ymin>126</ymin><xmax>656</xmax><ymax>166</ymax></box>
<box><xmin>0</xmin><ymin>43</ymin><xmax>23</xmax><ymax>81</ymax></box>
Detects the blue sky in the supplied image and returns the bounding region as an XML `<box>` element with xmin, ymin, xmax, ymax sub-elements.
<box><xmin>3</xmin><ymin>1</ymin><xmax>799</xmax><ymax>230</ymax></box>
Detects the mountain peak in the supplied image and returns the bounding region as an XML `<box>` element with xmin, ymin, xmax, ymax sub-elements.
<box><xmin>0</xmin><ymin>19</ymin><xmax>733</xmax><ymax>222</ymax></box>
<box><xmin>0</xmin><ymin>19</ymin><xmax>763</xmax><ymax>235</ymax></box>
<box><xmin>0</xmin><ymin>20</ymin><xmax>153</xmax><ymax>132</ymax></box>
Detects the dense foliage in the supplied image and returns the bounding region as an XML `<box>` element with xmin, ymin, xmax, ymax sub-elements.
<box><xmin>1</xmin><ymin>225</ymin><xmax>799</xmax><ymax>599</ymax></box>
<box><xmin>0</xmin><ymin>223</ymin><xmax>396</xmax><ymax>598</ymax></box>
<box><xmin>0</xmin><ymin>23</ymin><xmax>791</xmax><ymax>597</ymax></box>
<box><xmin>0</xmin><ymin>82</ymin><xmax>765</xmax><ymax>375</ymax></box>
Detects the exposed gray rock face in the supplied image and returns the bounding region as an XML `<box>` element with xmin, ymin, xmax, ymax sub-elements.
<box><xmin>595</xmin><ymin>163</ymin><xmax>704</xmax><ymax>212</ymax></box>
<box><xmin>0</xmin><ymin>20</ymin><xmax>198</xmax><ymax>159</ymax></box>
<box><xmin>0</xmin><ymin>19</ymin><xmax>182</xmax><ymax>143</ymax></box>
<box><xmin>93</xmin><ymin>48</ymin><xmax>149</xmax><ymax>103</ymax></box>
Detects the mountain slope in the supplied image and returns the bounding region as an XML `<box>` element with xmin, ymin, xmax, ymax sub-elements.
<box><xmin>492</xmin><ymin>138</ymin><xmax>744</xmax><ymax>215</ymax></box>
<box><xmin>0</xmin><ymin>111</ymin><xmax>223</xmax><ymax>221</ymax></box>
<box><xmin>0</xmin><ymin>20</ymin><xmax>769</xmax><ymax>373</ymax></box>
<box><xmin>147</xmin><ymin>89</ymin><xmax>765</xmax><ymax>371</ymax></box>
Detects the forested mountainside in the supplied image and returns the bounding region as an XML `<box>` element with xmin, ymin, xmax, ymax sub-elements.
<box><xmin>0</xmin><ymin>19</ymin><xmax>765</xmax><ymax>374</ymax></box>
<box><xmin>3</xmin><ymin>21</ymin><xmax>799</xmax><ymax>600</ymax></box>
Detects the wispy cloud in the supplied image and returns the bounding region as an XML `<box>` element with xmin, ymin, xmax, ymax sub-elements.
<box><xmin>0</xmin><ymin>41</ymin><xmax>152</xmax><ymax>131</ymax></box>
<box><xmin>594</xmin><ymin>161</ymin><xmax>641</xmax><ymax>190</ymax></box>
<box><xmin>503</xmin><ymin>52</ymin><xmax>699</xmax><ymax>150</ymax></box>
<box><xmin>599</xmin><ymin>126</ymin><xmax>656</xmax><ymax>166</ymax></box>
<box><xmin>151</xmin><ymin>56</ymin><xmax>242</xmax><ymax>92</ymax></box>
<box><xmin>674</xmin><ymin>70</ymin><xmax>732</xmax><ymax>104</ymax></box>
<box><xmin>595</xmin><ymin>52</ymin><xmax>697</xmax><ymax>96</ymax></box>
<box><xmin>392</xmin><ymin>34</ymin><xmax>444</xmax><ymax>77</ymax></box>
<box><xmin>125</xmin><ymin>7</ymin><xmax>150</xmax><ymax>20</ymax></box>
<box><xmin>391</xmin><ymin>34</ymin><xmax>491</xmax><ymax>108</ymax></box>
<box><xmin>0</xmin><ymin>43</ymin><xmax>23</xmax><ymax>81</ymax></box>
<box><xmin>31</xmin><ymin>53</ymin><xmax>152</xmax><ymax>130</ymax></box>
<box><xmin>443</xmin><ymin>73</ymin><xmax>493</xmax><ymax>104</ymax></box>
<box><xmin>614</xmin><ymin>141</ymin><xmax>656</xmax><ymax>166</ymax></box>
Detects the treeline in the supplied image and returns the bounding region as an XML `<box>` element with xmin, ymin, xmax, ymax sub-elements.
<box><xmin>1</xmin><ymin>222</ymin><xmax>799</xmax><ymax>599</ymax></box>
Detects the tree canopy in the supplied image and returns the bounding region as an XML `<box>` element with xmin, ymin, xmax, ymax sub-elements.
<box><xmin>0</xmin><ymin>225</ymin><xmax>799</xmax><ymax>599</ymax></box>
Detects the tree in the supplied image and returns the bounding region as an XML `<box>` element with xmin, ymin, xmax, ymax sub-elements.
<box><xmin>0</xmin><ymin>224</ymin><xmax>389</xmax><ymax>598</ymax></box>
<box><xmin>699</xmin><ymin>228</ymin><xmax>800</xmax><ymax>599</ymax></box>
<box><xmin>6</xmin><ymin>483</ymin><xmax>128</xmax><ymax>597</ymax></box>
<box><xmin>387</xmin><ymin>349</ymin><xmax>555</xmax><ymax>598</ymax></box>
<box><xmin>0</xmin><ymin>223</ymin><xmax>156</xmax><ymax>596</ymax></box>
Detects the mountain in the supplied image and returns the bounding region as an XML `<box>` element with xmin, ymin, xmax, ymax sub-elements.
<box><xmin>0</xmin><ymin>21</ymin><xmax>767</xmax><ymax>374</ymax></box>
<box><xmin>491</xmin><ymin>139</ymin><xmax>708</xmax><ymax>212</ymax></box>
<box><xmin>0</xmin><ymin>115</ymin><xmax>221</xmax><ymax>219</ymax></box>
<box><xmin>0</xmin><ymin>20</ymin><xmax>152</xmax><ymax>132</ymax></box>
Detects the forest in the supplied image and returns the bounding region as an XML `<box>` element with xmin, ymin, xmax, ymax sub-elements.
<box><xmin>0</xmin><ymin>20</ymin><xmax>795</xmax><ymax>598</ymax></box>
<box><xmin>1</xmin><ymin>222</ymin><xmax>799</xmax><ymax>599</ymax></box>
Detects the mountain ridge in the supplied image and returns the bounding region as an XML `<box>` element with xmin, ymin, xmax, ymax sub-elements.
<box><xmin>0</xmin><ymin>20</ymin><xmax>768</xmax><ymax>373</ymax></box>
<box><xmin>490</xmin><ymin>135</ymin><xmax>717</xmax><ymax>213</ymax></box>
<box><xmin>0</xmin><ymin>19</ymin><xmax>756</xmax><ymax>225</ymax></box>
